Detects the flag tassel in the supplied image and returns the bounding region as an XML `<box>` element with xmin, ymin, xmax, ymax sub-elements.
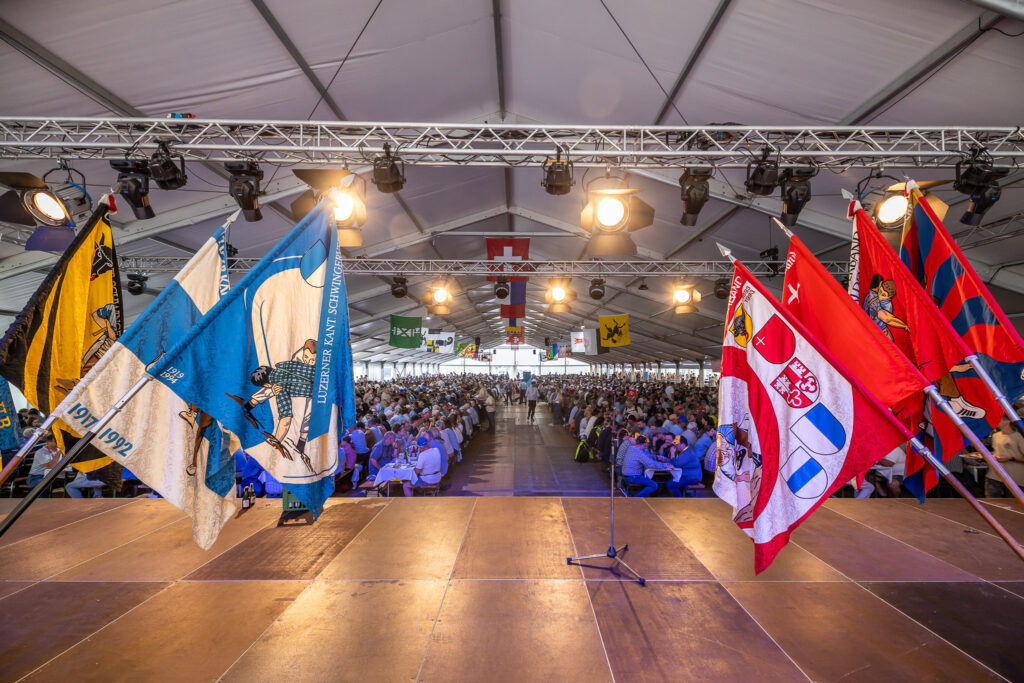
<box><xmin>0</xmin><ymin>413</ymin><xmax>57</xmax><ymax>490</ymax></box>
<box><xmin>965</xmin><ymin>354</ymin><xmax>1024</xmax><ymax>438</ymax></box>
<box><xmin>0</xmin><ymin>375</ymin><xmax>153</xmax><ymax>539</ymax></box>
<box><xmin>925</xmin><ymin>385</ymin><xmax>1024</xmax><ymax>509</ymax></box>
<box><xmin>909</xmin><ymin>435</ymin><xmax>1024</xmax><ymax>564</ymax></box>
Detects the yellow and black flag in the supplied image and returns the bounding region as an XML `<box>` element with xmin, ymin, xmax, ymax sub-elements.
<box><xmin>598</xmin><ymin>313</ymin><xmax>631</xmax><ymax>347</ymax></box>
<box><xmin>0</xmin><ymin>200</ymin><xmax>123</xmax><ymax>473</ymax></box>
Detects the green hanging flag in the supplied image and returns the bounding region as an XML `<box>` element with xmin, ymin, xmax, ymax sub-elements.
<box><xmin>389</xmin><ymin>314</ymin><xmax>422</xmax><ymax>348</ymax></box>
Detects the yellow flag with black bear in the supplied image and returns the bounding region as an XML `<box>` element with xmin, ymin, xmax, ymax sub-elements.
<box><xmin>0</xmin><ymin>199</ymin><xmax>123</xmax><ymax>474</ymax></box>
<box><xmin>598</xmin><ymin>313</ymin><xmax>630</xmax><ymax>347</ymax></box>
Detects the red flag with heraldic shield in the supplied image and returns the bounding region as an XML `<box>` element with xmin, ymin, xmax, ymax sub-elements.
<box><xmin>486</xmin><ymin>238</ymin><xmax>530</xmax><ymax>282</ymax></box>
<box><xmin>716</xmin><ymin>261</ymin><xmax>909</xmax><ymax>574</ymax></box>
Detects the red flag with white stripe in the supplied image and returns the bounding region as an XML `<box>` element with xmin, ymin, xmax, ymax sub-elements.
<box><xmin>486</xmin><ymin>238</ymin><xmax>530</xmax><ymax>282</ymax></box>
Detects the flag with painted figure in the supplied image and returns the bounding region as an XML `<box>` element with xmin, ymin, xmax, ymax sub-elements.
<box><xmin>506</xmin><ymin>325</ymin><xmax>524</xmax><ymax>345</ymax></box>
<box><xmin>499</xmin><ymin>281</ymin><xmax>527</xmax><ymax>319</ymax></box>
<box><xmin>455</xmin><ymin>342</ymin><xmax>476</xmax><ymax>358</ymax></box>
<box><xmin>716</xmin><ymin>260</ymin><xmax>908</xmax><ymax>574</ymax></box>
<box><xmin>0</xmin><ymin>377</ymin><xmax>21</xmax><ymax>451</ymax></box>
<box><xmin>901</xmin><ymin>185</ymin><xmax>1024</xmax><ymax>405</ymax></box>
<box><xmin>52</xmin><ymin>225</ymin><xmax>235</xmax><ymax>549</ymax></box>
<box><xmin>571</xmin><ymin>332</ymin><xmax>587</xmax><ymax>353</ymax></box>
<box><xmin>389</xmin><ymin>315</ymin><xmax>422</xmax><ymax>349</ymax></box>
<box><xmin>148</xmin><ymin>205</ymin><xmax>356</xmax><ymax>516</ymax></box>
<box><xmin>422</xmin><ymin>331</ymin><xmax>455</xmax><ymax>354</ymax></box>
<box><xmin>599</xmin><ymin>314</ymin><xmax>630</xmax><ymax>347</ymax></box>
<box><xmin>486</xmin><ymin>237</ymin><xmax>530</xmax><ymax>282</ymax></box>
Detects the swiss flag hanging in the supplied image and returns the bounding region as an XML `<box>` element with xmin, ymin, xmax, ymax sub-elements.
<box><xmin>486</xmin><ymin>238</ymin><xmax>530</xmax><ymax>282</ymax></box>
<box><xmin>716</xmin><ymin>261</ymin><xmax>909</xmax><ymax>574</ymax></box>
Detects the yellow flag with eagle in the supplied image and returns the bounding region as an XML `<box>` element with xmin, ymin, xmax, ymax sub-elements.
<box><xmin>598</xmin><ymin>313</ymin><xmax>631</xmax><ymax>347</ymax></box>
<box><xmin>0</xmin><ymin>199</ymin><xmax>123</xmax><ymax>473</ymax></box>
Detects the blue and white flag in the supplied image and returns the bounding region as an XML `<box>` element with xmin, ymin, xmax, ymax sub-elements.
<box><xmin>0</xmin><ymin>377</ymin><xmax>21</xmax><ymax>451</ymax></box>
<box><xmin>148</xmin><ymin>204</ymin><xmax>356</xmax><ymax>516</ymax></box>
<box><xmin>53</xmin><ymin>222</ymin><xmax>236</xmax><ymax>548</ymax></box>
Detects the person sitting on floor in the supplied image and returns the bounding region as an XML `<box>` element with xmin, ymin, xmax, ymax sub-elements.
<box><xmin>404</xmin><ymin>436</ymin><xmax>444</xmax><ymax>496</ymax></box>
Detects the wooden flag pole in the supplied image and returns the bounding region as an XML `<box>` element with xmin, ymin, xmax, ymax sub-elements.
<box><xmin>0</xmin><ymin>376</ymin><xmax>151</xmax><ymax>538</ymax></box>
<box><xmin>0</xmin><ymin>413</ymin><xmax>57</xmax><ymax>490</ymax></box>
<box><xmin>909</xmin><ymin>435</ymin><xmax>1024</xmax><ymax>563</ymax></box>
<box><xmin>926</xmin><ymin>385</ymin><xmax>1024</xmax><ymax>508</ymax></box>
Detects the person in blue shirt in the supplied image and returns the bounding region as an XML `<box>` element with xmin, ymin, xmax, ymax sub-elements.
<box><xmin>348</xmin><ymin>424</ymin><xmax>369</xmax><ymax>457</ymax></box>
<box><xmin>621</xmin><ymin>435</ymin><xmax>683</xmax><ymax>497</ymax></box>
<box><xmin>367</xmin><ymin>432</ymin><xmax>397</xmax><ymax>479</ymax></box>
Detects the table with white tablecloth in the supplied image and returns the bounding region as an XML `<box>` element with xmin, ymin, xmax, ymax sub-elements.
<box><xmin>645</xmin><ymin>467</ymin><xmax>682</xmax><ymax>482</ymax></box>
<box><xmin>373</xmin><ymin>463</ymin><xmax>420</xmax><ymax>487</ymax></box>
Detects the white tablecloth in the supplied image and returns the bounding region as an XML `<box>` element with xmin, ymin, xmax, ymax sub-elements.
<box><xmin>645</xmin><ymin>467</ymin><xmax>682</xmax><ymax>483</ymax></box>
<box><xmin>373</xmin><ymin>463</ymin><xmax>420</xmax><ymax>486</ymax></box>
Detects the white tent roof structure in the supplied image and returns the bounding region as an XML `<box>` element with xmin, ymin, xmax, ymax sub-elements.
<box><xmin>1</xmin><ymin>0</ymin><xmax>1023</xmax><ymax>367</ymax></box>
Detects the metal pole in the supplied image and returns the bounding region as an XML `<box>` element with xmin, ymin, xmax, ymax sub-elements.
<box><xmin>966</xmin><ymin>354</ymin><xmax>1024</xmax><ymax>436</ymax></box>
<box><xmin>909</xmin><ymin>436</ymin><xmax>1024</xmax><ymax>563</ymax></box>
<box><xmin>926</xmin><ymin>385</ymin><xmax>1024</xmax><ymax>508</ymax></box>
<box><xmin>0</xmin><ymin>413</ymin><xmax>56</xmax><ymax>489</ymax></box>
<box><xmin>0</xmin><ymin>375</ymin><xmax>151</xmax><ymax>539</ymax></box>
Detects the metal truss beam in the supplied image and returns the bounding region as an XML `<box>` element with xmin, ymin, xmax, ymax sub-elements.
<box><xmin>116</xmin><ymin>255</ymin><xmax>837</xmax><ymax>277</ymax></box>
<box><xmin>1</xmin><ymin>118</ymin><xmax>1021</xmax><ymax>169</ymax></box>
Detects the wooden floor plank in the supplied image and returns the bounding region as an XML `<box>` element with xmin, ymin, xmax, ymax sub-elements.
<box><xmin>54</xmin><ymin>504</ymin><xmax>281</xmax><ymax>582</ymax></box>
<box><xmin>864</xmin><ymin>581</ymin><xmax>1024</xmax><ymax>681</ymax></box>
<box><xmin>319</xmin><ymin>497</ymin><xmax>475</xmax><ymax>580</ymax></box>
<box><xmin>648</xmin><ymin>498</ymin><xmax>845</xmax><ymax>581</ymax></box>
<box><xmin>0</xmin><ymin>498</ymin><xmax>135</xmax><ymax>548</ymax></box>
<box><xmin>417</xmin><ymin>580</ymin><xmax>611</xmax><ymax>682</ymax></box>
<box><xmin>725</xmin><ymin>581</ymin><xmax>1002</xmax><ymax>681</ymax></box>
<box><xmin>789</xmin><ymin>506</ymin><xmax>978</xmax><ymax>581</ymax></box>
<box><xmin>562</xmin><ymin>498</ymin><xmax>714</xmax><ymax>581</ymax></box>
<box><xmin>24</xmin><ymin>581</ymin><xmax>307</xmax><ymax>682</ymax></box>
<box><xmin>0</xmin><ymin>580</ymin><xmax>33</xmax><ymax>601</ymax></box>
<box><xmin>451</xmin><ymin>497</ymin><xmax>579</xmax><ymax>579</ymax></box>
<box><xmin>0</xmin><ymin>500</ymin><xmax>185</xmax><ymax>581</ymax></box>
<box><xmin>826</xmin><ymin>499</ymin><xmax>1024</xmax><ymax>581</ymax></box>
<box><xmin>897</xmin><ymin>498</ymin><xmax>1024</xmax><ymax>541</ymax></box>
<box><xmin>222</xmin><ymin>580</ymin><xmax>447</xmax><ymax>682</ymax></box>
<box><xmin>186</xmin><ymin>499</ymin><xmax>388</xmax><ymax>581</ymax></box>
<box><xmin>0</xmin><ymin>581</ymin><xmax>166</xmax><ymax>681</ymax></box>
<box><xmin>588</xmin><ymin>580</ymin><xmax>803</xmax><ymax>681</ymax></box>
<box><xmin>995</xmin><ymin>581</ymin><xmax>1024</xmax><ymax>598</ymax></box>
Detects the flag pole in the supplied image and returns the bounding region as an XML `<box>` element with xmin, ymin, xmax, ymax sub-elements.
<box><xmin>964</xmin><ymin>354</ymin><xmax>1024</xmax><ymax>436</ymax></box>
<box><xmin>909</xmin><ymin>435</ymin><xmax>1024</xmax><ymax>563</ymax></box>
<box><xmin>925</xmin><ymin>385</ymin><xmax>1024</xmax><ymax>508</ymax></box>
<box><xmin>0</xmin><ymin>375</ymin><xmax>152</xmax><ymax>538</ymax></box>
<box><xmin>0</xmin><ymin>413</ymin><xmax>57</xmax><ymax>489</ymax></box>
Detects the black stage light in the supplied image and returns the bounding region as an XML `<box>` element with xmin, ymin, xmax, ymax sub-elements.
<box><xmin>760</xmin><ymin>246</ymin><xmax>780</xmax><ymax>278</ymax></box>
<box><xmin>779</xmin><ymin>167</ymin><xmax>817</xmax><ymax>226</ymax></box>
<box><xmin>226</xmin><ymin>243</ymin><xmax>238</xmax><ymax>257</ymax></box>
<box><xmin>542</xmin><ymin>152</ymin><xmax>574</xmax><ymax>195</ymax></box>
<box><xmin>638</xmin><ymin>279</ymin><xmax>649</xmax><ymax>291</ymax></box>
<box><xmin>475</xmin><ymin>336</ymin><xmax>481</xmax><ymax>347</ymax></box>
<box><xmin>126</xmin><ymin>272</ymin><xmax>148</xmax><ymax>296</ymax></box>
<box><xmin>714</xmin><ymin>278</ymin><xmax>730</xmax><ymax>300</ymax></box>
<box><xmin>390</xmin><ymin>276</ymin><xmax>408</xmax><ymax>298</ymax></box>
<box><xmin>544</xmin><ymin>337</ymin><xmax>550</xmax><ymax>348</ymax></box>
<box><xmin>678</xmin><ymin>167</ymin><xmax>712</xmax><ymax>226</ymax></box>
<box><xmin>149</xmin><ymin>142</ymin><xmax>188</xmax><ymax>190</ymax></box>
<box><xmin>110</xmin><ymin>159</ymin><xmax>155</xmax><ymax>219</ymax></box>
<box><xmin>372</xmin><ymin>143</ymin><xmax>405</xmax><ymax>193</ymax></box>
<box><xmin>745</xmin><ymin>152</ymin><xmax>779</xmax><ymax>196</ymax></box>
<box><xmin>494</xmin><ymin>277</ymin><xmax>510</xmax><ymax>300</ymax></box>
<box><xmin>589</xmin><ymin>278</ymin><xmax>605</xmax><ymax>300</ymax></box>
<box><xmin>225</xmin><ymin>160</ymin><xmax>263</xmax><ymax>222</ymax></box>
<box><xmin>954</xmin><ymin>148</ymin><xmax>1009</xmax><ymax>226</ymax></box>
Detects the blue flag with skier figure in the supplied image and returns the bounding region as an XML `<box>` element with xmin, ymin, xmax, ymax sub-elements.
<box><xmin>149</xmin><ymin>204</ymin><xmax>356</xmax><ymax>515</ymax></box>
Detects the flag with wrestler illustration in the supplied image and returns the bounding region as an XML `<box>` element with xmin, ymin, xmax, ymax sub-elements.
<box><xmin>148</xmin><ymin>203</ymin><xmax>357</xmax><ymax>516</ymax></box>
<box><xmin>52</xmin><ymin>223</ymin><xmax>235</xmax><ymax>548</ymax></box>
<box><xmin>717</xmin><ymin>256</ymin><xmax>908</xmax><ymax>573</ymax></box>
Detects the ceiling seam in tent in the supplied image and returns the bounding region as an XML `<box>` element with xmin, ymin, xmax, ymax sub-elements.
<box><xmin>491</xmin><ymin>0</ymin><xmax>515</xmax><ymax>231</ymax></box>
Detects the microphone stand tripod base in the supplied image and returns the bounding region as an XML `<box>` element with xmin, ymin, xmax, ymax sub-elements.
<box><xmin>567</xmin><ymin>544</ymin><xmax>646</xmax><ymax>586</ymax></box>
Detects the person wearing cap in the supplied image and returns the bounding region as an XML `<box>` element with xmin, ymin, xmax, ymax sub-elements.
<box><xmin>621</xmin><ymin>434</ymin><xmax>681</xmax><ymax>497</ymax></box>
<box><xmin>404</xmin><ymin>435</ymin><xmax>444</xmax><ymax>496</ymax></box>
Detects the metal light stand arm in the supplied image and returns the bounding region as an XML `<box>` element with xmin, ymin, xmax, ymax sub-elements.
<box><xmin>0</xmin><ymin>413</ymin><xmax>57</xmax><ymax>489</ymax></box>
<box><xmin>909</xmin><ymin>435</ymin><xmax>1024</xmax><ymax>564</ymax></box>
<box><xmin>965</xmin><ymin>354</ymin><xmax>1024</xmax><ymax>437</ymax></box>
<box><xmin>925</xmin><ymin>385</ymin><xmax>1024</xmax><ymax>508</ymax></box>
<box><xmin>0</xmin><ymin>376</ymin><xmax>151</xmax><ymax>539</ymax></box>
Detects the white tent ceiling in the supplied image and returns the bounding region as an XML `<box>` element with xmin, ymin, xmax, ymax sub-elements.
<box><xmin>1</xmin><ymin>0</ymin><xmax>1023</xmax><ymax>365</ymax></box>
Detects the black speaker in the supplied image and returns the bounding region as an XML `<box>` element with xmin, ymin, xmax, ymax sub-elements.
<box><xmin>475</xmin><ymin>336</ymin><xmax>481</xmax><ymax>347</ymax></box>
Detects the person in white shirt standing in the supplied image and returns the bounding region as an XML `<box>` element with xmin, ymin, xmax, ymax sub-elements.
<box><xmin>404</xmin><ymin>436</ymin><xmax>444</xmax><ymax>496</ymax></box>
<box><xmin>525</xmin><ymin>382</ymin><xmax>540</xmax><ymax>423</ymax></box>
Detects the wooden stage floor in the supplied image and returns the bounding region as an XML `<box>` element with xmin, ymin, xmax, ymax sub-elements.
<box><xmin>1</xmin><ymin>495</ymin><xmax>1022</xmax><ymax>682</ymax></box>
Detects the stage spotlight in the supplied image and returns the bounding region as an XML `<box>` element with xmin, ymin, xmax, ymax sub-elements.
<box><xmin>372</xmin><ymin>143</ymin><xmax>405</xmax><ymax>193</ymax></box>
<box><xmin>745</xmin><ymin>152</ymin><xmax>779</xmax><ymax>196</ymax></box>
<box><xmin>225</xmin><ymin>160</ymin><xmax>263</xmax><ymax>222</ymax></box>
<box><xmin>961</xmin><ymin>184</ymin><xmax>1002</xmax><ymax>227</ymax></box>
<box><xmin>110</xmin><ymin>159</ymin><xmax>156</xmax><ymax>219</ymax></box>
<box><xmin>433</xmin><ymin>286</ymin><xmax>450</xmax><ymax>304</ymax></box>
<box><xmin>545</xmin><ymin>280</ymin><xmax>576</xmax><ymax>313</ymax></box>
<box><xmin>673</xmin><ymin>283</ymin><xmax>701</xmax><ymax>314</ymax></box>
<box><xmin>330</xmin><ymin>176</ymin><xmax>368</xmax><ymax>247</ymax></box>
<box><xmin>494</xmin><ymin>277</ymin><xmax>510</xmax><ymax>300</ymax></box>
<box><xmin>589</xmin><ymin>278</ymin><xmax>605</xmax><ymax>300</ymax></box>
<box><xmin>779</xmin><ymin>167</ymin><xmax>817</xmax><ymax>226</ymax></box>
<box><xmin>714</xmin><ymin>278</ymin><xmax>730</xmax><ymax>300</ymax></box>
<box><xmin>638</xmin><ymin>279</ymin><xmax>649</xmax><ymax>291</ymax></box>
<box><xmin>954</xmin><ymin>149</ymin><xmax>1008</xmax><ymax>226</ymax></box>
<box><xmin>678</xmin><ymin>168</ymin><xmax>712</xmax><ymax>226</ymax></box>
<box><xmin>760</xmin><ymin>246</ymin><xmax>780</xmax><ymax>278</ymax></box>
<box><xmin>875</xmin><ymin>193</ymin><xmax>909</xmax><ymax>227</ymax></box>
<box><xmin>580</xmin><ymin>177</ymin><xmax>655</xmax><ymax>257</ymax></box>
<box><xmin>542</xmin><ymin>153</ymin><xmax>574</xmax><ymax>195</ymax></box>
<box><xmin>390</xmin><ymin>276</ymin><xmax>408</xmax><ymax>298</ymax></box>
<box><xmin>0</xmin><ymin>170</ymin><xmax>94</xmax><ymax>229</ymax></box>
<box><xmin>149</xmin><ymin>142</ymin><xmax>188</xmax><ymax>190</ymax></box>
<box><xmin>126</xmin><ymin>273</ymin><xmax>148</xmax><ymax>296</ymax></box>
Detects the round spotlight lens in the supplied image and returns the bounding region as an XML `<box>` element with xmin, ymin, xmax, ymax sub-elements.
<box><xmin>433</xmin><ymin>287</ymin><xmax>449</xmax><ymax>304</ymax></box>
<box><xmin>673</xmin><ymin>287</ymin><xmax>691</xmax><ymax>304</ymax></box>
<box><xmin>551</xmin><ymin>286</ymin><xmax>567</xmax><ymax>302</ymax></box>
<box><xmin>334</xmin><ymin>193</ymin><xmax>355</xmax><ymax>222</ymax></box>
<box><xmin>596</xmin><ymin>196</ymin><xmax>626</xmax><ymax>229</ymax></box>
<box><xmin>27</xmin><ymin>190</ymin><xmax>69</xmax><ymax>225</ymax></box>
<box><xmin>876</xmin><ymin>194</ymin><xmax>909</xmax><ymax>226</ymax></box>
